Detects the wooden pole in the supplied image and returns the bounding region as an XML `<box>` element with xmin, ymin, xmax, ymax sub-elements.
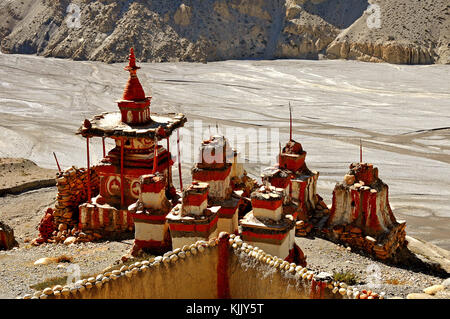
<box><xmin>86</xmin><ymin>137</ymin><xmax>91</xmax><ymax>203</ymax></box>
<box><xmin>102</xmin><ymin>137</ymin><xmax>106</xmax><ymax>158</ymax></box>
<box><xmin>289</xmin><ymin>102</ymin><xmax>292</xmax><ymax>141</ymax></box>
<box><xmin>360</xmin><ymin>138</ymin><xmax>363</xmax><ymax>163</ymax></box>
<box><xmin>53</xmin><ymin>152</ymin><xmax>61</xmax><ymax>172</ymax></box>
<box><xmin>167</xmin><ymin>137</ymin><xmax>171</xmax><ymax>186</ymax></box>
<box><xmin>120</xmin><ymin>137</ymin><xmax>124</xmax><ymax>208</ymax></box>
<box><xmin>177</xmin><ymin>129</ymin><xmax>183</xmax><ymax>192</ymax></box>
<box><xmin>279</xmin><ymin>142</ymin><xmax>282</xmax><ymax>166</ymax></box>
<box><xmin>152</xmin><ymin>136</ymin><xmax>158</xmax><ymax>174</ymax></box>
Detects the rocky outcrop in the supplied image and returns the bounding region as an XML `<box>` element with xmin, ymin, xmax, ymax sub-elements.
<box><xmin>325</xmin><ymin>0</ymin><xmax>449</xmax><ymax>64</ymax></box>
<box><xmin>0</xmin><ymin>0</ymin><xmax>448</xmax><ymax>64</ymax></box>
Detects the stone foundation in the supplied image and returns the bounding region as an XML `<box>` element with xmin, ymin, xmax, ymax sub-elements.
<box><xmin>78</xmin><ymin>200</ymin><xmax>134</xmax><ymax>239</ymax></box>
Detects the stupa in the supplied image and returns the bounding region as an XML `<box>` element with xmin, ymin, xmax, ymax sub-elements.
<box><xmin>261</xmin><ymin>137</ymin><xmax>327</xmax><ymax>237</ymax></box>
<box><xmin>76</xmin><ymin>48</ymin><xmax>186</xmax><ymax>238</ymax></box>
<box><xmin>166</xmin><ymin>182</ymin><xmax>220</xmax><ymax>248</ymax></box>
<box><xmin>324</xmin><ymin>162</ymin><xmax>407</xmax><ymax>260</ymax></box>
<box><xmin>240</xmin><ymin>185</ymin><xmax>306</xmax><ymax>266</ymax></box>
<box><xmin>191</xmin><ymin>135</ymin><xmax>243</xmax><ymax>235</ymax></box>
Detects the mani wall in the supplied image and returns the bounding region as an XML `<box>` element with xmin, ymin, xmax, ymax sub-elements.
<box><xmin>23</xmin><ymin>233</ymin><xmax>382</xmax><ymax>300</ymax></box>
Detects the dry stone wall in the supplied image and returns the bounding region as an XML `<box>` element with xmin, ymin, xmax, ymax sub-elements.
<box><xmin>53</xmin><ymin>166</ymin><xmax>99</xmax><ymax>241</ymax></box>
<box><xmin>23</xmin><ymin>235</ymin><xmax>383</xmax><ymax>299</ymax></box>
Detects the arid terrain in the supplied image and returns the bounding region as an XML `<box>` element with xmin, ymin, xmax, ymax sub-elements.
<box><xmin>0</xmin><ymin>0</ymin><xmax>448</xmax><ymax>64</ymax></box>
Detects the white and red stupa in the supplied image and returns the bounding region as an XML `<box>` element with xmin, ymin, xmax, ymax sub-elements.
<box><xmin>240</xmin><ymin>185</ymin><xmax>306</xmax><ymax>266</ymax></box>
<box><xmin>192</xmin><ymin>135</ymin><xmax>242</xmax><ymax>235</ymax></box>
<box><xmin>166</xmin><ymin>182</ymin><xmax>220</xmax><ymax>248</ymax></box>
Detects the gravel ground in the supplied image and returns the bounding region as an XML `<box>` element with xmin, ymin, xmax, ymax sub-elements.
<box><xmin>0</xmin><ymin>240</ymin><xmax>133</xmax><ymax>298</ymax></box>
<box><xmin>296</xmin><ymin>237</ymin><xmax>449</xmax><ymax>299</ymax></box>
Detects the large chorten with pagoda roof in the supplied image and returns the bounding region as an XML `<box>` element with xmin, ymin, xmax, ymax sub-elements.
<box><xmin>76</xmin><ymin>48</ymin><xmax>186</xmax><ymax>242</ymax></box>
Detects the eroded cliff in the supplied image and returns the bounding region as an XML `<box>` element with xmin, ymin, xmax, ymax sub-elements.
<box><xmin>0</xmin><ymin>0</ymin><xmax>448</xmax><ymax>64</ymax></box>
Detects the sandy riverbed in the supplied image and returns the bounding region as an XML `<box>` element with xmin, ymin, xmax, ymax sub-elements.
<box><xmin>0</xmin><ymin>53</ymin><xmax>449</xmax><ymax>249</ymax></box>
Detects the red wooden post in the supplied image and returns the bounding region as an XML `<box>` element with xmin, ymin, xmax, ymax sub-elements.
<box><xmin>360</xmin><ymin>138</ymin><xmax>363</xmax><ymax>163</ymax></box>
<box><xmin>289</xmin><ymin>102</ymin><xmax>292</xmax><ymax>141</ymax></box>
<box><xmin>166</xmin><ymin>137</ymin><xmax>171</xmax><ymax>185</ymax></box>
<box><xmin>86</xmin><ymin>137</ymin><xmax>91</xmax><ymax>203</ymax></box>
<box><xmin>53</xmin><ymin>152</ymin><xmax>61</xmax><ymax>172</ymax></box>
<box><xmin>279</xmin><ymin>142</ymin><xmax>282</xmax><ymax>166</ymax></box>
<box><xmin>102</xmin><ymin>137</ymin><xmax>106</xmax><ymax>158</ymax></box>
<box><xmin>152</xmin><ymin>136</ymin><xmax>158</xmax><ymax>174</ymax></box>
<box><xmin>120</xmin><ymin>137</ymin><xmax>125</xmax><ymax>207</ymax></box>
<box><xmin>177</xmin><ymin>129</ymin><xmax>183</xmax><ymax>192</ymax></box>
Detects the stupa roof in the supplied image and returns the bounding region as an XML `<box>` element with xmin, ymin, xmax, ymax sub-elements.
<box><xmin>77</xmin><ymin>112</ymin><xmax>186</xmax><ymax>140</ymax></box>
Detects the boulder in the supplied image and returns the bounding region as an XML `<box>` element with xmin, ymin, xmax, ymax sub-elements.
<box><xmin>63</xmin><ymin>236</ymin><xmax>77</xmax><ymax>245</ymax></box>
<box><xmin>442</xmin><ymin>278</ymin><xmax>450</xmax><ymax>289</ymax></box>
<box><xmin>423</xmin><ymin>285</ymin><xmax>445</xmax><ymax>295</ymax></box>
<box><xmin>0</xmin><ymin>220</ymin><xmax>18</xmax><ymax>250</ymax></box>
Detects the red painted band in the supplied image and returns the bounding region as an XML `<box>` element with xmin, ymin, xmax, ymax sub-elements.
<box><xmin>192</xmin><ymin>166</ymin><xmax>231</xmax><ymax>181</ymax></box>
<box><xmin>251</xmin><ymin>198</ymin><xmax>282</xmax><ymax>210</ymax></box>
<box><xmin>241</xmin><ymin>230</ymin><xmax>288</xmax><ymax>241</ymax></box>
<box><xmin>183</xmin><ymin>192</ymin><xmax>208</xmax><ymax>206</ymax></box>
<box><xmin>169</xmin><ymin>215</ymin><xmax>218</xmax><ymax>233</ymax></box>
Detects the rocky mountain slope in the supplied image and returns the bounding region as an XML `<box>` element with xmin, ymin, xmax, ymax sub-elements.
<box><xmin>0</xmin><ymin>0</ymin><xmax>448</xmax><ymax>64</ymax></box>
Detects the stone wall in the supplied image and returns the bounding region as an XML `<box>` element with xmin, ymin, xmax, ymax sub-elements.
<box><xmin>54</xmin><ymin>166</ymin><xmax>99</xmax><ymax>227</ymax></box>
<box><xmin>25</xmin><ymin>235</ymin><xmax>383</xmax><ymax>299</ymax></box>
<box><xmin>53</xmin><ymin>166</ymin><xmax>99</xmax><ymax>241</ymax></box>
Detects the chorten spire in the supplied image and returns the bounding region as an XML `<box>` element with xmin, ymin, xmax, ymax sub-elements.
<box><xmin>122</xmin><ymin>48</ymin><xmax>146</xmax><ymax>101</ymax></box>
<box><xmin>117</xmin><ymin>48</ymin><xmax>152</xmax><ymax>125</ymax></box>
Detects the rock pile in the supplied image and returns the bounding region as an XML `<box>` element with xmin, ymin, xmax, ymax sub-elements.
<box><xmin>54</xmin><ymin>166</ymin><xmax>99</xmax><ymax>232</ymax></box>
<box><xmin>32</xmin><ymin>166</ymin><xmax>101</xmax><ymax>245</ymax></box>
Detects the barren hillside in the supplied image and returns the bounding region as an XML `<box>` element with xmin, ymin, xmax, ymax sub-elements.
<box><xmin>0</xmin><ymin>0</ymin><xmax>448</xmax><ymax>64</ymax></box>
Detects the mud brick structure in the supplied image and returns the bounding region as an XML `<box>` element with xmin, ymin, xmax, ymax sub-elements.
<box><xmin>192</xmin><ymin>135</ymin><xmax>233</xmax><ymax>200</ymax></box>
<box><xmin>240</xmin><ymin>185</ymin><xmax>306</xmax><ymax>266</ymax></box>
<box><xmin>323</xmin><ymin>163</ymin><xmax>407</xmax><ymax>260</ymax></box>
<box><xmin>25</xmin><ymin>234</ymin><xmax>385</xmax><ymax>300</ymax></box>
<box><xmin>166</xmin><ymin>182</ymin><xmax>219</xmax><ymax>248</ymax></box>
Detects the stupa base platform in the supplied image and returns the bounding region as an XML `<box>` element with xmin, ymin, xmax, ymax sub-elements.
<box><xmin>78</xmin><ymin>202</ymin><xmax>134</xmax><ymax>238</ymax></box>
<box><xmin>240</xmin><ymin>211</ymin><xmax>297</xmax><ymax>261</ymax></box>
<box><xmin>166</xmin><ymin>204</ymin><xmax>219</xmax><ymax>249</ymax></box>
<box><xmin>210</xmin><ymin>195</ymin><xmax>242</xmax><ymax>235</ymax></box>
<box><xmin>316</xmin><ymin>221</ymin><xmax>407</xmax><ymax>260</ymax></box>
